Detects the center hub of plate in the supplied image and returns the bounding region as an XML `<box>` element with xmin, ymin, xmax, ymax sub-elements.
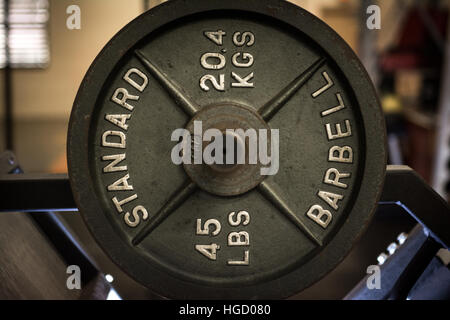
<box><xmin>183</xmin><ymin>102</ymin><xmax>270</xmax><ymax>196</ymax></box>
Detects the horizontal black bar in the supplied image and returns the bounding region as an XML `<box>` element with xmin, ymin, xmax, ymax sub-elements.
<box><xmin>0</xmin><ymin>173</ymin><xmax>77</xmax><ymax>212</ymax></box>
<box><xmin>1</xmin><ymin>167</ymin><xmax>449</xmax><ymax>249</ymax></box>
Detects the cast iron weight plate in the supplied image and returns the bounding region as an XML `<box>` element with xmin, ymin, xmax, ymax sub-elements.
<box><xmin>68</xmin><ymin>0</ymin><xmax>386</xmax><ymax>299</ymax></box>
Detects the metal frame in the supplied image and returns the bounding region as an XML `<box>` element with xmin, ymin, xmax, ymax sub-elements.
<box><xmin>1</xmin><ymin>164</ymin><xmax>448</xmax><ymax>300</ymax></box>
<box><xmin>0</xmin><ymin>151</ymin><xmax>109</xmax><ymax>298</ymax></box>
<box><xmin>344</xmin><ymin>224</ymin><xmax>441</xmax><ymax>300</ymax></box>
<box><xmin>380</xmin><ymin>166</ymin><xmax>450</xmax><ymax>249</ymax></box>
<box><xmin>344</xmin><ymin>165</ymin><xmax>450</xmax><ymax>300</ymax></box>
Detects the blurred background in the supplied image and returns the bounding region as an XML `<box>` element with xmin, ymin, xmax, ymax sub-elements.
<box><xmin>0</xmin><ymin>0</ymin><xmax>449</xmax><ymax>299</ymax></box>
<box><xmin>2</xmin><ymin>0</ymin><xmax>450</xmax><ymax>197</ymax></box>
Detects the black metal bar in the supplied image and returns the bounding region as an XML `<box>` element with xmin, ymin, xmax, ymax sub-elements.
<box><xmin>346</xmin><ymin>166</ymin><xmax>449</xmax><ymax>300</ymax></box>
<box><xmin>4</xmin><ymin>0</ymin><xmax>13</xmax><ymax>150</ymax></box>
<box><xmin>0</xmin><ymin>152</ymin><xmax>107</xmax><ymax>294</ymax></box>
<box><xmin>380</xmin><ymin>165</ymin><xmax>450</xmax><ymax>249</ymax></box>
<box><xmin>344</xmin><ymin>225</ymin><xmax>438</xmax><ymax>300</ymax></box>
<box><xmin>0</xmin><ymin>173</ymin><xmax>77</xmax><ymax>212</ymax></box>
<box><xmin>29</xmin><ymin>212</ymin><xmax>100</xmax><ymax>285</ymax></box>
<box><xmin>388</xmin><ymin>234</ymin><xmax>441</xmax><ymax>300</ymax></box>
<box><xmin>1</xmin><ymin>166</ymin><xmax>450</xmax><ymax>244</ymax></box>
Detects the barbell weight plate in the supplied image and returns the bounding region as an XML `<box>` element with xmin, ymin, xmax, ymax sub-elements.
<box><xmin>67</xmin><ymin>0</ymin><xmax>386</xmax><ymax>299</ymax></box>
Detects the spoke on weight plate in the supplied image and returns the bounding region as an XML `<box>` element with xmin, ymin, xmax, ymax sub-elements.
<box><xmin>257</xmin><ymin>181</ymin><xmax>322</xmax><ymax>246</ymax></box>
<box><xmin>132</xmin><ymin>180</ymin><xmax>198</xmax><ymax>246</ymax></box>
<box><xmin>135</xmin><ymin>50</ymin><xmax>200</xmax><ymax>117</ymax></box>
<box><xmin>258</xmin><ymin>57</ymin><xmax>326</xmax><ymax>122</ymax></box>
